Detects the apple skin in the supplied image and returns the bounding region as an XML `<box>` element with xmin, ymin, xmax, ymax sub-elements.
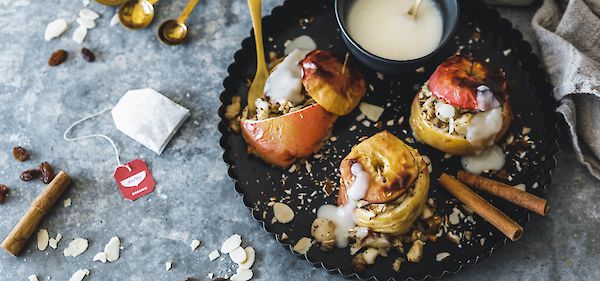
<box><xmin>428</xmin><ymin>55</ymin><xmax>508</xmax><ymax>110</ymax></box>
<box><xmin>240</xmin><ymin>103</ymin><xmax>337</xmax><ymax>168</ymax></box>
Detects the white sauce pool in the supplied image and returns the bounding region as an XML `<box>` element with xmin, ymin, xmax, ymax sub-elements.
<box><xmin>346</xmin><ymin>0</ymin><xmax>443</xmax><ymax>60</ymax></box>
<box><xmin>317</xmin><ymin>163</ymin><xmax>369</xmax><ymax>248</ymax></box>
<box><xmin>476</xmin><ymin>85</ymin><xmax>500</xmax><ymax>112</ymax></box>
<box><xmin>461</xmin><ymin>145</ymin><xmax>506</xmax><ymax>174</ymax></box>
<box><xmin>263</xmin><ymin>49</ymin><xmax>311</xmax><ymax>104</ymax></box>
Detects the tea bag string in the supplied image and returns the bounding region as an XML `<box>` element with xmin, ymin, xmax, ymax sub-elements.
<box><xmin>63</xmin><ymin>107</ymin><xmax>125</xmax><ymax>168</ymax></box>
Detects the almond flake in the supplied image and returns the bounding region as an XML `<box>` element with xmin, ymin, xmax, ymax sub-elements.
<box><xmin>239</xmin><ymin>247</ymin><xmax>255</xmax><ymax>269</ymax></box>
<box><xmin>68</xmin><ymin>269</ymin><xmax>90</xmax><ymax>281</ymax></box>
<box><xmin>64</xmin><ymin>238</ymin><xmax>89</xmax><ymax>257</ymax></box>
<box><xmin>165</xmin><ymin>261</ymin><xmax>172</xmax><ymax>271</ymax></box>
<box><xmin>292</xmin><ymin>237</ymin><xmax>312</xmax><ymax>254</ymax></box>
<box><xmin>436</xmin><ymin>252</ymin><xmax>451</xmax><ymax>261</ymax></box>
<box><xmin>209</xmin><ymin>250</ymin><xmax>220</xmax><ymax>261</ymax></box>
<box><xmin>190</xmin><ymin>239</ymin><xmax>201</xmax><ymax>251</ymax></box>
<box><xmin>79</xmin><ymin>8</ymin><xmax>100</xmax><ymax>20</ymax></box>
<box><xmin>273</xmin><ymin>202</ymin><xmax>294</xmax><ymax>224</ymax></box>
<box><xmin>229</xmin><ymin>246</ymin><xmax>247</xmax><ymax>264</ymax></box>
<box><xmin>37</xmin><ymin>229</ymin><xmax>49</xmax><ymax>251</ymax></box>
<box><xmin>28</xmin><ymin>275</ymin><xmax>39</xmax><ymax>281</ymax></box>
<box><xmin>230</xmin><ymin>268</ymin><xmax>253</xmax><ymax>281</ymax></box>
<box><xmin>48</xmin><ymin>238</ymin><xmax>58</xmax><ymax>249</ymax></box>
<box><xmin>77</xmin><ymin>17</ymin><xmax>96</xmax><ymax>29</ymax></box>
<box><xmin>358</xmin><ymin>102</ymin><xmax>384</xmax><ymax>122</ymax></box>
<box><xmin>221</xmin><ymin>234</ymin><xmax>242</xmax><ymax>253</ymax></box>
<box><xmin>44</xmin><ymin>19</ymin><xmax>68</xmax><ymax>41</ymax></box>
<box><xmin>104</xmin><ymin>237</ymin><xmax>120</xmax><ymax>262</ymax></box>
<box><xmin>63</xmin><ymin>198</ymin><xmax>72</xmax><ymax>207</ymax></box>
<box><xmin>72</xmin><ymin>26</ymin><xmax>87</xmax><ymax>44</ymax></box>
<box><xmin>93</xmin><ymin>252</ymin><xmax>107</xmax><ymax>263</ymax></box>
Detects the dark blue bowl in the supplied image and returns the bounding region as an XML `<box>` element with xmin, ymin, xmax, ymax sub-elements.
<box><xmin>335</xmin><ymin>0</ymin><xmax>460</xmax><ymax>74</ymax></box>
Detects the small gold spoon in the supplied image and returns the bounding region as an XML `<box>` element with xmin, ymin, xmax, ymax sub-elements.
<box><xmin>246</xmin><ymin>0</ymin><xmax>269</xmax><ymax>113</ymax></box>
<box><xmin>119</xmin><ymin>0</ymin><xmax>160</xmax><ymax>29</ymax></box>
<box><xmin>157</xmin><ymin>0</ymin><xmax>201</xmax><ymax>45</ymax></box>
<box><xmin>407</xmin><ymin>0</ymin><xmax>423</xmax><ymax>19</ymax></box>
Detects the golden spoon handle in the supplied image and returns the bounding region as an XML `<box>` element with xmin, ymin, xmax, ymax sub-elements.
<box><xmin>176</xmin><ymin>0</ymin><xmax>200</xmax><ymax>24</ymax></box>
<box><xmin>247</xmin><ymin>0</ymin><xmax>269</xmax><ymax>112</ymax></box>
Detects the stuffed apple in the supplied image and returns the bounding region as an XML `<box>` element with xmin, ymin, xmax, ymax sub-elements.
<box><xmin>409</xmin><ymin>56</ymin><xmax>512</xmax><ymax>155</ymax></box>
<box><xmin>241</xmin><ymin>49</ymin><xmax>366</xmax><ymax>168</ymax></box>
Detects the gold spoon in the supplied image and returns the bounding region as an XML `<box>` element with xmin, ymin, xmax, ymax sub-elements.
<box><xmin>407</xmin><ymin>0</ymin><xmax>423</xmax><ymax>19</ymax></box>
<box><xmin>157</xmin><ymin>0</ymin><xmax>201</xmax><ymax>45</ymax></box>
<box><xmin>119</xmin><ymin>0</ymin><xmax>160</xmax><ymax>29</ymax></box>
<box><xmin>246</xmin><ymin>0</ymin><xmax>269</xmax><ymax>113</ymax></box>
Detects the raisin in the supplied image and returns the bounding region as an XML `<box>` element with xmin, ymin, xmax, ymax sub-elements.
<box><xmin>20</xmin><ymin>169</ymin><xmax>40</xmax><ymax>182</ymax></box>
<box><xmin>12</xmin><ymin>146</ymin><xmax>30</xmax><ymax>162</ymax></box>
<box><xmin>48</xmin><ymin>50</ymin><xmax>67</xmax><ymax>66</ymax></box>
<box><xmin>81</xmin><ymin>48</ymin><xmax>96</xmax><ymax>62</ymax></box>
<box><xmin>0</xmin><ymin>184</ymin><xmax>8</xmax><ymax>204</ymax></box>
<box><xmin>185</xmin><ymin>278</ymin><xmax>198</xmax><ymax>281</ymax></box>
<box><xmin>39</xmin><ymin>162</ymin><xmax>55</xmax><ymax>184</ymax></box>
<box><xmin>213</xmin><ymin>279</ymin><xmax>227</xmax><ymax>281</ymax></box>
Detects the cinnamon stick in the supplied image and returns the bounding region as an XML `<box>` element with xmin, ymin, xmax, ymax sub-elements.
<box><xmin>439</xmin><ymin>173</ymin><xmax>523</xmax><ymax>241</ymax></box>
<box><xmin>457</xmin><ymin>171</ymin><xmax>548</xmax><ymax>216</ymax></box>
<box><xmin>1</xmin><ymin>171</ymin><xmax>71</xmax><ymax>256</ymax></box>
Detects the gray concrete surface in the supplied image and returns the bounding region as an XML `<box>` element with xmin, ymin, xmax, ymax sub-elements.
<box><xmin>0</xmin><ymin>0</ymin><xmax>598</xmax><ymax>280</ymax></box>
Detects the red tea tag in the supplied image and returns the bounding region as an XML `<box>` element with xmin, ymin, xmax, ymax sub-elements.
<box><xmin>114</xmin><ymin>159</ymin><xmax>156</xmax><ymax>201</ymax></box>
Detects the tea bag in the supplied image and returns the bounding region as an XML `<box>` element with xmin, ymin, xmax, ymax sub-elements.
<box><xmin>111</xmin><ymin>88</ymin><xmax>190</xmax><ymax>154</ymax></box>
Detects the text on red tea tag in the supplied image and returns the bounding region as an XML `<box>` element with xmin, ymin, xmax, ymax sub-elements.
<box><xmin>114</xmin><ymin>159</ymin><xmax>155</xmax><ymax>201</ymax></box>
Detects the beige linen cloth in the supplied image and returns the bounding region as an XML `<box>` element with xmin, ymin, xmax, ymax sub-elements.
<box><xmin>532</xmin><ymin>0</ymin><xmax>600</xmax><ymax>179</ymax></box>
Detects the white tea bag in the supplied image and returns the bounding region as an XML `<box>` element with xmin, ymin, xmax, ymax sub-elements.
<box><xmin>111</xmin><ymin>88</ymin><xmax>190</xmax><ymax>154</ymax></box>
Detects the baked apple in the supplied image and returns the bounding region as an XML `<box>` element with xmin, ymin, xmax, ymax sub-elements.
<box><xmin>409</xmin><ymin>56</ymin><xmax>512</xmax><ymax>155</ymax></box>
<box><xmin>337</xmin><ymin>131</ymin><xmax>430</xmax><ymax>235</ymax></box>
<box><xmin>301</xmin><ymin>50</ymin><xmax>366</xmax><ymax>116</ymax></box>
<box><xmin>240</xmin><ymin>49</ymin><xmax>365</xmax><ymax>168</ymax></box>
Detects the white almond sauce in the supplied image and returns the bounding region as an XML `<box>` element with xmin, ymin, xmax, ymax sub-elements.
<box><xmin>317</xmin><ymin>163</ymin><xmax>369</xmax><ymax>247</ymax></box>
<box><xmin>466</xmin><ymin>107</ymin><xmax>503</xmax><ymax>147</ymax></box>
<box><xmin>263</xmin><ymin>49</ymin><xmax>311</xmax><ymax>104</ymax></box>
<box><xmin>476</xmin><ymin>85</ymin><xmax>500</xmax><ymax>111</ymax></box>
<box><xmin>346</xmin><ymin>0</ymin><xmax>443</xmax><ymax>60</ymax></box>
<box><xmin>461</xmin><ymin>145</ymin><xmax>505</xmax><ymax>174</ymax></box>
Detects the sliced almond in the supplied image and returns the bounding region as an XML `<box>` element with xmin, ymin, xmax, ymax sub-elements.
<box><xmin>359</xmin><ymin>102</ymin><xmax>385</xmax><ymax>122</ymax></box>
<box><xmin>77</xmin><ymin>17</ymin><xmax>96</xmax><ymax>29</ymax></box>
<box><xmin>239</xmin><ymin>247</ymin><xmax>255</xmax><ymax>269</ymax></box>
<box><xmin>273</xmin><ymin>203</ymin><xmax>294</xmax><ymax>224</ymax></box>
<box><xmin>44</xmin><ymin>19</ymin><xmax>68</xmax><ymax>41</ymax></box>
<box><xmin>208</xmin><ymin>250</ymin><xmax>220</xmax><ymax>261</ymax></box>
<box><xmin>362</xmin><ymin>248</ymin><xmax>379</xmax><ymax>265</ymax></box>
<box><xmin>190</xmin><ymin>239</ymin><xmax>201</xmax><ymax>251</ymax></box>
<box><xmin>292</xmin><ymin>237</ymin><xmax>312</xmax><ymax>254</ymax></box>
<box><xmin>64</xmin><ymin>238</ymin><xmax>89</xmax><ymax>257</ymax></box>
<box><xmin>230</xmin><ymin>268</ymin><xmax>253</xmax><ymax>281</ymax></box>
<box><xmin>63</xmin><ymin>198</ymin><xmax>72</xmax><ymax>207</ymax></box>
<box><xmin>68</xmin><ymin>269</ymin><xmax>90</xmax><ymax>281</ymax></box>
<box><xmin>55</xmin><ymin>233</ymin><xmax>62</xmax><ymax>242</ymax></box>
<box><xmin>79</xmin><ymin>8</ymin><xmax>100</xmax><ymax>20</ymax></box>
<box><xmin>37</xmin><ymin>229</ymin><xmax>49</xmax><ymax>251</ymax></box>
<box><xmin>48</xmin><ymin>238</ymin><xmax>58</xmax><ymax>249</ymax></box>
<box><xmin>221</xmin><ymin>234</ymin><xmax>242</xmax><ymax>253</ymax></box>
<box><xmin>72</xmin><ymin>26</ymin><xmax>87</xmax><ymax>44</ymax></box>
<box><xmin>229</xmin><ymin>246</ymin><xmax>247</xmax><ymax>264</ymax></box>
<box><xmin>436</xmin><ymin>252</ymin><xmax>450</xmax><ymax>261</ymax></box>
<box><xmin>93</xmin><ymin>252</ymin><xmax>107</xmax><ymax>263</ymax></box>
<box><xmin>28</xmin><ymin>275</ymin><xmax>39</xmax><ymax>281</ymax></box>
<box><xmin>165</xmin><ymin>261</ymin><xmax>172</xmax><ymax>271</ymax></box>
<box><xmin>104</xmin><ymin>237</ymin><xmax>120</xmax><ymax>262</ymax></box>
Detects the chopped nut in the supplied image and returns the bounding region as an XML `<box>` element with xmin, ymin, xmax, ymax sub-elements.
<box><xmin>64</xmin><ymin>238</ymin><xmax>89</xmax><ymax>257</ymax></box>
<box><xmin>165</xmin><ymin>261</ymin><xmax>172</xmax><ymax>271</ymax></box>
<box><xmin>392</xmin><ymin>257</ymin><xmax>403</xmax><ymax>272</ymax></box>
<box><xmin>292</xmin><ymin>237</ymin><xmax>312</xmax><ymax>254</ymax></box>
<box><xmin>362</xmin><ymin>248</ymin><xmax>379</xmax><ymax>264</ymax></box>
<box><xmin>239</xmin><ymin>247</ymin><xmax>255</xmax><ymax>269</ymax></box>
<box><xmin>406</xmin><ymin>240</ymin><xmax>425</xmax><ymax>262</ymax></box>
<box><xmin>229</xmin><ymin>246</ymin><xmax>248</xmax><ymax>264</ymax></box>
<box><xmin>37</xmin><ymin>229</ymin><xmax>49</xmax><ymax>251</ymax></box>
<box><xmin>436</xmin><ymin>252</ymin><xmax>451</xmax><ymax>261</ymax></box>
<box><xmin>351</xmin><ymin>253</ymin><xmax>367</xmax><ymax>272</ymax></box>
<box><xmin>230</xmin><ymin>268</ymin><xmax>253</xmax><ymax>281</ymax></box>
<box><xmin>208</xmin><ymin>250</ymin><xmax>220</xmax><ymax>261</ymax></box>
<box><xmin>12</xmin><ymin>146</ymin><xmax>30</xmax><ymax>162</ymax></box>
<box><xmin>190</xmin><ymin>239</ymin><xmax>201</xmax><ymax>251</ymax></box>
